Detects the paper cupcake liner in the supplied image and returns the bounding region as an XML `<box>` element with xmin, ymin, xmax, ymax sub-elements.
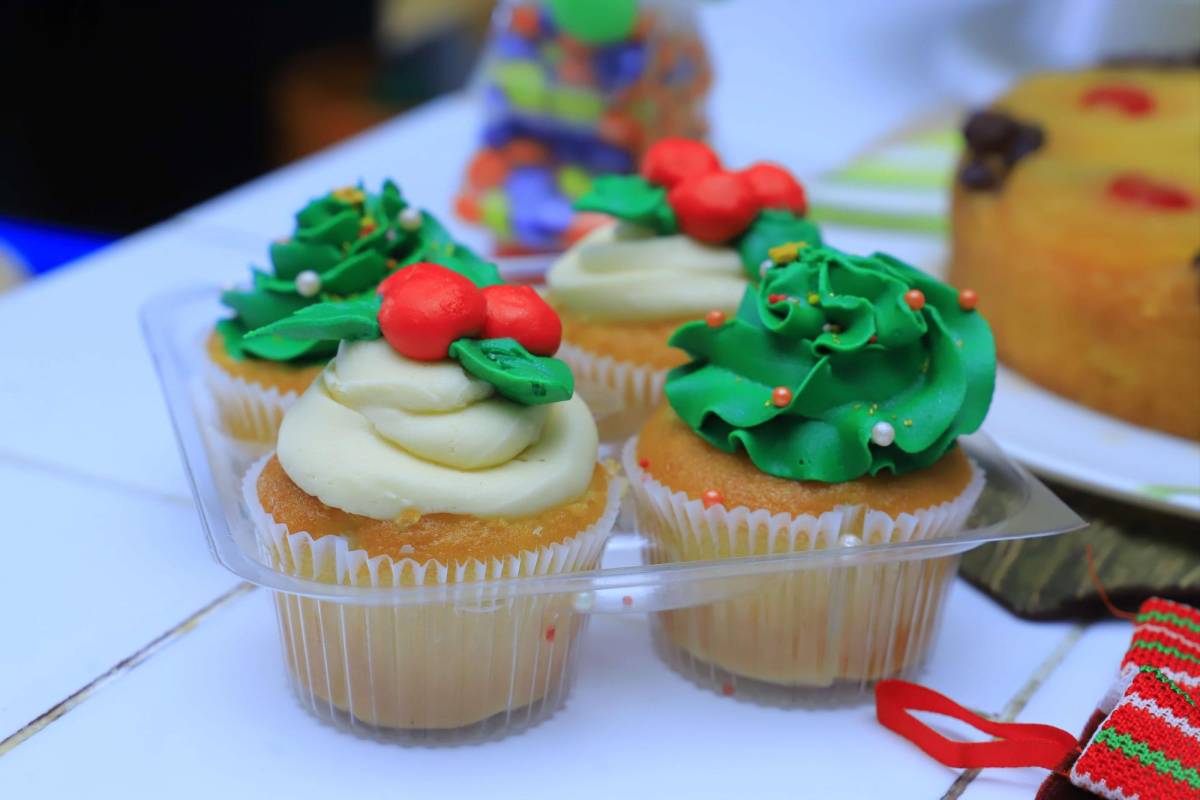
<box><xmin>557</xmin><ymin>341</ymin><xmax>667</xmax><ymax>443</ymax></box>
<box><xmin>622</xmin><ymin>437</ymin><xmax>985</xmax><ymax>692</ymax></box>
<box><xmin>242</xmin><ymin>455</ymin><xmax>622</xmax><ymax>739</ymax></box>
<box><xmin>203</xmin><ymin>356</ymin><xmax>300</xmax><ymax>444</ymax></box>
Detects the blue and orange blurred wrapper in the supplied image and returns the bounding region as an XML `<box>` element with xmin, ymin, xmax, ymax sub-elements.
<box><xmin>457</xmin><ymin>0</ymin><xmax>712</xmax><ymax>255</ymax></box>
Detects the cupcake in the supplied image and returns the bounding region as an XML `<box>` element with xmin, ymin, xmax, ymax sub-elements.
<box><xmin>241</xmin><ymin>262</ymin><xmax>621</xmax><ymax>735</ymax></box>
<box><xmin>545</xmin><ymin>138</ymin><xmax>822</xmax><ymax>440</ymax></box>
<box><xmin>625</xmin><ymin>245</ymin><xmax>993</xmax><ymax>693</ymax></box>
<box><xmin>209</xmin><ymin>179</ymin><xmax>497</xmax><ymax>443</ymax></box>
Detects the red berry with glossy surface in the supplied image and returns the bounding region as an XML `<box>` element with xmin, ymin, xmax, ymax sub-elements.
<box><xmin>668</xmin><ymin>171</ymin><xmax>760</xmax><ymax>244</ymax></box>
<box><xmin>641</xmin><ymin>137</ymin><xmax>722</xmax><ymax>188</ymax></box>
<box><xmin>739</xmin><ymin>162</ymin><xmax>808</xmax><ymax>215</ymax></box>
<box><xmin>377</xmin><ymin>263</ymin><xmax>486</xmax><ymax>361</ymax></box>
<box><xmin>480</xmin><ymin>284</ymin><xmax>563</xmax><ymax>356</ymax></box>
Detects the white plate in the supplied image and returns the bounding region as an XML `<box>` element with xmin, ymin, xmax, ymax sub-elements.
<box><xmin>986</xmin><ymin>367</ymin><xmax>1200</xmax><ymax>519</ymax></box>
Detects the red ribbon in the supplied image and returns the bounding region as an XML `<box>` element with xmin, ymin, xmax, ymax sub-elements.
<box><xmin>876</xmin><ymin>681</ymin><xmax>1079</xmax><ymax>769</ymax></box>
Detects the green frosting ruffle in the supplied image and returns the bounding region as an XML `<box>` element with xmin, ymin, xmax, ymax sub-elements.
<box><xmin>218</xmin><ymin>180</ymin><xmax>500</xmax><ymax>364</ymax></box>
<box><xmin>665</xmin><ymin>246</ymin><xmax>995</xmax><ymax>482</ymax></box>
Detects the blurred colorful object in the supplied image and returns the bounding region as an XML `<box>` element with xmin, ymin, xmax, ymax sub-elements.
<box><xmin>0</xmin><ymin>217</ymin><xmax>113</xmax><ymax>288</ymax></box>
<box><xmin>457</xmin><ymin>0</ymin><xmax>711</xmax><ymax>254</ymax></box>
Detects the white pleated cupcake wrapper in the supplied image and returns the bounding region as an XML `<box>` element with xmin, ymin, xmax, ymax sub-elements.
<box><xmin>621</xmin><ymin>436</ymin><xmax>985</xmax><ymax>686</ymax></box>
<box><xmin>557</xmin><ymin>340</ymin><xmax>667</xmax><ymax>424</ymax></box>
<box><xmin>203</xmin><ymin>356</ymin><xmax>299</xmax><ymax>444</ymax></box>
<box><xmin>242</xmin><ymin>454</ymin><xmax>621</xmax><ymax>588</ymax></box>
<box><xmin>621</xmin><ymin>437</ymin><xmax>985</xmax><ymax>556</ymax></box>
<box><xmin>241</xmin><ymin>454</ymin><xmax>623</xmax><ymax>734</ymax></box>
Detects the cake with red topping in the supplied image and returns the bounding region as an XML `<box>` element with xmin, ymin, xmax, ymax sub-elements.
<box><xmin>949</xmin><ymin>63</ymin><xmax>1200</xmax><ymax>439</ymax></box>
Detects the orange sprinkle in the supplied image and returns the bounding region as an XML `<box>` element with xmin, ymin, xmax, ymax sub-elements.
<box><xmin>701</xmin><ymin>489</ymin><xmax>724</xmax><ymax>508</ymax></box>
<box><xmin>771</xmin><ymin>386</ymin><xmax>793</xmax><ymax>407</ymax></box>
<box><xmin>958</xmin><ymin>288</ymin><xmax>978</xmax><ymax>311</ymax></box>
<box><xmin>705</xmin><ymin>309</ymin><xmax>726</xmax><ymax>328</ymax></box>
<box><xmin>904</xmin><ymin>289</ymin><xmax>926</xmax><ymax>311</ymax></box>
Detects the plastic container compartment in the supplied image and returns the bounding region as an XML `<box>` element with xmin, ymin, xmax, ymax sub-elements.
<box><xmin>143</xmin><ymin>287</ymin><xmax>1085</xmax><ymax>744</ymax></box>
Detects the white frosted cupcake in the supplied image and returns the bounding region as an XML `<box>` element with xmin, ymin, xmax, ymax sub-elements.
<box><xmin>241</xmin><ymin>262</ymin><xmax>621</xmax><ymax>735</ymax></box>
<box><xmin>545</xmin><ymin>137</ymin><xmax>822</xmax><ymax>441</ymax></box>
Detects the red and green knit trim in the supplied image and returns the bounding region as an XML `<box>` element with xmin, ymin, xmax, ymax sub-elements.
<box><xmin>1132</xmin><ymin>640</ymin><xmax>1200</xmax><ymax>666</ymax></box>
<box><xmin>1141</xmin><ymin>666</ymin><xmax>1199</xmax><ymax>707</ymax></box>
<box><xmin>1089</xmin><ymin>727</ymin><xmax>1200</xmax><ymax>792</ymax></box>
<box><xmin>1140</xmin><ymin>611</ymin><xmax>1200</xmax><ymax>638</ymax></box>
<box><xmin>1072</xmin><ymin>666</ymin><xmax>1200</xmax><ymax>800</ymax></box>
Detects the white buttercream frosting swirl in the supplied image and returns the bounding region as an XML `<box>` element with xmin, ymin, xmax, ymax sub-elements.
<box><xmin>276</xmin><ymin>339</ymin><xmax>598</xmax><ymax>519</ymax></box>
<box><xmin>545</xmin><ymin>222</ymin><xmax>747</xmax><ymax>321</ymax></box>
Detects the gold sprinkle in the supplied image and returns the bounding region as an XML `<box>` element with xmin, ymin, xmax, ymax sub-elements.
<box><xmin>332</xmin><ymin>186</ymin><xmax>366</xmax><ymax>204</ymax></box>
<box><xmin>768</xmin><ymin>241</ymin><xmax>809</xmax><ymax>263</ymax></box>
<box><xmin>807</xmin><ymin>293</ymin><xmax>821</xmax><ymax>305</ymax></box>
<box><xmin>903</xmin><ymin>419</ymin><xmax>913</xmax><ymax>427</ymax></box>
<box><xmin>868</xmin><ymin>408</ymin><xmax>876</xmax><ymax>416</ymax></box>
<box><xmin>853</xmin><ymin>403</ymin><xmax>862</xmax><ymax>410</ymax></box>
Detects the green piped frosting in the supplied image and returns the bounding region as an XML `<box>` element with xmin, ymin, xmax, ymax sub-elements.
<box><xmin>665</xmin><ymin>246</ymin><xmax>995</xmax><ymax>482</ymax></box>
<box><xmin>218</xmin><ymin>180</ymin><xmax>499</xmax><ymax>363</ymax></box>
<box><xmin>573</xmin><ymin>177</ymin><xmax>822</xmax><ymax>280</ymax></box>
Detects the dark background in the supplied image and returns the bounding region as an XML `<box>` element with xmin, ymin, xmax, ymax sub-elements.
<box><xmin>0</xmin><ymin>1</ymin><xmax>485</xmax><ymax>236</ymax></box>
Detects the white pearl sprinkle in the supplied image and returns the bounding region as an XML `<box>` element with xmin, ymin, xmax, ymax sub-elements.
<box><xmin>398</xmin><ymin>207</ymin><xmax>422</xmax><ymax>231</ymax></box>
<box><xmin>840</xmin><ymin>534</ymin><xmax>862</xmax><ymax>548</ymax></box>
<box><xmin>294</xmin><ymin>270</ymin><xmax>322</xmax><ymax>298</ymax></box>
<box><xmin>871</xmin><ymin>421</ymin><xmax>896</xmax><ymax>447</ymax></box>
<box><xmin>759</xmin><ymin>259</ymin><xmax>774</xmax><ymax>278</ymax></box>
<box><xmin>822</xmin><ymin>322</ymin><xmax>836</xmax><ymax>333</ymax></box>
<box><xmin>573</xmin><ymin>593</ymin><xmax>594</xmax><ymax>612</ymax></box>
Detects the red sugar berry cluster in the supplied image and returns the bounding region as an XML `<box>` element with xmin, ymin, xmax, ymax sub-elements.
<box><xmin>377</xmin><ymin>263</ymin><xmax>562</xmax><ymax>361</ymax></box>
<box><xmin>640</xmin><ymin>138</ymin><xmax>808</xmax><ymax>244</ymax></box>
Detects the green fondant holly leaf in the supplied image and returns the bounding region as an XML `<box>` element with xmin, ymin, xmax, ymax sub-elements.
<box><xmin>246</xmin><ymin>295</ymin><xmax>383</xmax><ymax>344</ymax></box>
<box><xmin>574</xmin><ymin>175</ymin><xmax>677</xmax><ymax>234</ymax></box>
<box><xmin>242</xmin><ymin>334</ymin><xmax>337</xmax><ymax>362</ymax></box>
<box><xmin>448</xmin><ymin>338</ymin><xmax>574</xmax><ymax>406</ymax></box>
<box><xmin>735</xmin><ymin>209</ymin><xmax>824</xmax><ymax>282</ymax></box>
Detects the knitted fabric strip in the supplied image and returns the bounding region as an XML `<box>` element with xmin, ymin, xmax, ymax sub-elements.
<box><xmin>1070</xmin><ymin>668</ymin><xmax>1200</xmax><ymax>798</ymax></box>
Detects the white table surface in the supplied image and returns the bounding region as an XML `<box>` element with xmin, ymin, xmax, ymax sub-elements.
<box><xmin>0</xmin><ymin>2</ymin><xmax>1136</xmax><ymax>797</ymax></box>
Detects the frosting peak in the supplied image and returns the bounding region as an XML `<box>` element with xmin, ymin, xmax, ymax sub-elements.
<box><xmin>278</xmin><ymin>339</ymin><xmax>595</xmax><ymax>518</ymax></box>
<box><xmin>665</xmin><ymin>246</ymin><xmax>996</xmax><ymax>482</ymax></box>
<box><xmin>545</xmin><ymin>222</ymin><xmax>747</xmax><ymax>320</ymax></box>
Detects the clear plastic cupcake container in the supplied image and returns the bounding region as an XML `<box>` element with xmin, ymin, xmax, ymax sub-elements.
<box><xmin>143</xmin><ymin>287</ymin><xmax>1085</xmax><ymax>744</ymax></box>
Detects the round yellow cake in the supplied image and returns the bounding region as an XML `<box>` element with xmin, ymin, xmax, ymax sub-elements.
<box><xmin>949</xmin><ymin>65</ymin><xmax>1200</xmax><ymax>439</ymax></box>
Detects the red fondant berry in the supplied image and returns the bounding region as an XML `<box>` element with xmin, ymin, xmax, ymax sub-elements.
<box><xmin>904</xmin><ymin>289</ymin><xmax>926</xmax><ymax>311</ymax></box>
<box><xmin>958</xmin><ymin>288</ymin><xmax>978</xmax><ymax>311</ymax></box>
<box><xmin>869</xmin><ymin>334</ymin><xmax>879</xmax><ymax>344</ymax></box>
<box><xmin>480</xmin><ymin>284</ymin><xmax>563</xmax><ymax>356</ymax></box>
<box><xmin>705</xmin><ymin>309</ymin><xmax>726</xmax><ymax>327</ymax></box>
<box><xmin>668</xmin><ymin>171</ymin><xmax>759</xmax><ymax>244</ymax></box>
<box><xmin>1107</xmin><ymin>173</ymin><xmax>1196</xmax><ymax>210</ymax></box>
<box><xmin>739</xmin><ymin>162</ymin><xmax>808</xmax><ymax>215</ymax></box>
<box><xmin>701</xmin><ymin>489</ymin><xmax>723</xmax><ymax>508</ymax></box>
<box><xmin>378</xmin><ymin>263</ymin><xmax>486</xmax><ymax>361</ymax></box>
<box><xmin>641</xmin><ymin>137</ymin><xmax>722</xmax><ymax>188</ymax></box>
<box><xmin>638</xmin><ymin>458</ymin><xmax>650</xmax><ymax>470</ymax></box>
<box><xmin>767</xmin><ymin>293</ymin><xmax>788</xmax><ymax>304</ymax></box>
<box><xmin>771</xmin><ymin>386</ymin><xmax>793</xmax><ymax>407</ymax></box>
<box><xmin>1081</xmin><ymin>84</ymin><xmax>1155</xmax><ymax>116</ymax></box>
